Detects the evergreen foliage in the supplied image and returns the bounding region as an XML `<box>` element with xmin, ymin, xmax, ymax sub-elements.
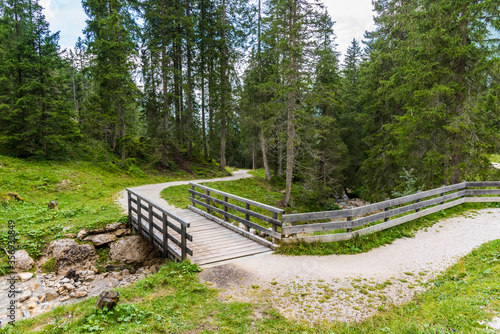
<box><xmin>0</xmin><ymin>0</ymin><xmax>499</xmax><ymax>202</ymax></box>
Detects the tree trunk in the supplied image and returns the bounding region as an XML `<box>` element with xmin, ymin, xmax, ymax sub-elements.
<box><xmin>283</xmin><ymin>0</ymin><xmax>297</xmax><ymax>207</ymax></box>
<box><xmin>160</xmin><ymin>6</ymin><xmax>169</xmax><ymax>167</ymax></box>
<box><xmin>219</xmin><ymin>0</ymin><xmax>227</xmax><ymax>170</ymax></box>
<box><xmin>259</xmin><ymin>129</ymin><xmax>271</xmax><ymax>180</ymax></box>
<box><xmin>186</xmin><ymin>0</ymin><xmax>193</xmax><ymax>159</ymax></box>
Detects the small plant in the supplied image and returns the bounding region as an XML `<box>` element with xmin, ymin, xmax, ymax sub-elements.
<box><xmin>391</xmin><ymin>168</ymin><xmax>424</xmax><ymax>198</ymax></box>
<box><xmin>42</xmin><ymin>258</ymin><xmax>57</xmax><ymax>273</ymax></box>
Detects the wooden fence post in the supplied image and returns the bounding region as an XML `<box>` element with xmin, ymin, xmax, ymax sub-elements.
<box><xmin>415</xmin><ymin>191</ymin><xmax>422</xmax><ymax>212</ymax></box>
<box><xmin>384</xmin><ymin>198</ymin><xmax>390</xmax><ymax>222</ymax></box>
<box><xmin>224</xmin><ymin>196</ymin><xmax>229</xmax><ymax>222</ymax></box>
<box><xmin>440</xmin><ymin>185</ymin><xmax>445</xmax><ymax>204</ymax></box>
<box><xmin>346</xmin><ymin>216</ymin><xmax>352</xmax><ymax>233</ymax></box>
<box><xmin>206</xmin><ymin>189</ymin><xmax>211</xmax><ymax>214</ymax></box>
<box><xmin>148</xmin><ymin>204</ymin><xmax>154</xmax><ymax>243</ymax></box>
<box><xmin>191</xmin><ymin>184</ymin><xmax>196</xmax><ymax>208</ymax></box>
<box><xmin>162</xmin><ymin>213</ymin><xmax>168</xmax><ymax>257</ymax></box>
<box><xmin>181</xmin><ymin>224</ymin><xmax>187</xmax><ymax>261</ymax></box>
<box><xmin>245</xmin><ymin>203</ymin><xmax>251</xmax><ymax>232</ymax></box>
<box><xmin>137</xmin><ymin>198</ymin><xmax>142</xmax><ymax>235</ymax></box>
<box><xmin>127</xmin><ymin>191</ymin><xmax>132</xmax><ymax>227</ymax></box>
<box><xmin>272</xmin><ymin>212</ymin><xmax>278</xmax><ymax>243</ymax></box>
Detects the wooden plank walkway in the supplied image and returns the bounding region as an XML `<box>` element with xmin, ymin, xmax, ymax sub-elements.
<box><xmin>178</xmin><ymin>210</ymin><xmax>272</xmax><ymax>266</ymax></box>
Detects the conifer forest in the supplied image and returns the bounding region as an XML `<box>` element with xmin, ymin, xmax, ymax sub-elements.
<box><xmin>0</xmin><ymin>0</ymin><xmax>499</xmax><ymax>203</ymax></box>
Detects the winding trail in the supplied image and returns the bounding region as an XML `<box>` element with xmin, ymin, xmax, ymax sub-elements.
<box><xmin>119</xmin><ymin>170</ymin><xmax>500</xmax><ymax>323</ymax></box>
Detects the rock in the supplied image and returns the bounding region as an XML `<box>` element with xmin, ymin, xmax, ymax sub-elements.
<box><xmin>150</xmin><ymin>264</ymin><xmax>160</xmax><ymax>274</ymax></box>
<box><xmin>77</xmin><ymin>229</ymin><xmax>88</xmax><ymax>240</ymax></box>
<box><xmin>106</xmin><ymin>222</ymin><xmax>126</xmax><ymax>231</ymax></box>
<box><xmin>85</xmin><ymin>275</ymin><xmax>95</xmax><ymax>282</ymax></box>
<box><xmin>74</xmin><ymin>289</ymin><xmax>88</xmax><ymax>298</ymax></box>
<box><xmin>111</xmin><ymin>272</ymin><xmax>122</xmax><ymax>280</ymax></box>
<box><xmin>45</xmin><ymin>290</ymin><xmax>58</xmax><ymax>301</ymax></box>
<box><xmin>61</xmin><ymin>278</ymin><xmax>70</xmax><ymax>283</ymax></box>
<box><xmin>59</xmin><ymin>296</ymin><xmax>70</xmax><ymax>302</ymax></box>
<box><xmin>14</xmin><ymin>250</ymin><xmax>35</xmax><ymax>271</ymax></box>
<box><xmin>113</xmin><ymin>228</ymin><xmax>131</xmax><ymax>237</ymax></box>
<box><xmin>18</xmin><ymin>272</ymin><xmax>33</xmax><ymax>282</ymax></box>
<box><xmin>64</xmin><ymin>233</ymin><xmax>77</xmax><ymax>238</ymax></box>
<box><xmin>105</xmin><ymin>264</ymin><xmax>121</xmax><ymax>272</ymax></box>
<box><xmin>29</xmin><ymin>282</ymin><xmax>39</xmax><ymax>292</ymax></box>
<box><xmin>122</xmin><ymin>269</ymin><xmax>130</xmax><ymax>276</ymax></box>
<box><xmin>87</xmin><ymin>228</ymin><xmax>107</xmax><ymax>235</ymax></box>
<box><xmin>25</xmin><ymin>298</ymin><xmax>38</xmax><ymax>310</ymax></box>
<box><xmin>84</xmin><ymin>233</ymin><xmax>117</xmax><ymax>246</ymax></box>
<box><xmin>63</xmin><ymin>283</ymin><xmax>75</xmax><ymax>291</ymax></box>
<box><xmin>18</xmin><ymin>291</ymin><xmax>32</xmax><ymax>302</ymax></box>
<box><xmin>48</xmin><ymin>201</ymin><xmax>58</xmax><ymax>210</ymax></box>
<box><xmin>64</xmin><ymin>269</ymin><xmax>80</xmax><ymax>281</ymax></box>
<box><xmin>95</xmin><ymin>291</ymin><xmax>119</xmax><ymax>310</ymax></box>
<box><xmin>38</xmin><ymin>239</ymin><xmax>97</xmax><ymax>275</ymax></box>
<box><xmin>109</xmin><ymin>235</ymin><xmax>160</xmax><ymax>264</ymax></box>
<box><xmin>21</xmin><ymin>309</ymin><xmax>31</xmax><ymax>318</ymax></box>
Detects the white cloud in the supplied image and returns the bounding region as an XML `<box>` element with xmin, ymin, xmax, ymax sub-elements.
<box><xmin>323</xmin><ymin>0</ymin><xmax>375</xmax><ymax>62</ymax></box>
<box><xmin>40</xmin><ymin>0</ymin><xmax>87</xmax><ymax>50</ymax></box>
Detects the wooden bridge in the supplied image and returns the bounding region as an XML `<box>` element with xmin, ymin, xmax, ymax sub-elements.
<box><xmin>126</xmin><ymin>181</ymin><xmax>500</xmax><ymax>267</ymax></box>
<box><xmin>126</xmin><ymin>184</ymin><xmax>284</xmax><ymax>267</ymax></box>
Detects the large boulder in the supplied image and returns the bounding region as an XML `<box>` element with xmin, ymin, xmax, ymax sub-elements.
<box><xmin>39</xmin><ymin>238</ymin><xmax>97</xmax><ymax>275</ymax></box>
<box><xmin>109</xmin><ymin>235</ymin><xmax>159</xmax><ymax>264</ymax></box>
<box><xmin>14</xmin><ymin>250</ymin><xmax>34</xmax><ymax>271</ymax></box>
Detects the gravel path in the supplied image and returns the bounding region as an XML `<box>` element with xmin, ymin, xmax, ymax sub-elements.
<box><xmin>118</xmin><ymin>171</ymin><xmax>500</xmax><ymax>324</ymax></box>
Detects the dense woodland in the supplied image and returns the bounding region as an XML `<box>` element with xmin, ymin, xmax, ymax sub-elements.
<box><xmin>0</xmin><ymin>0</ymin><xmax>499</xmax><ymax>204</ymax></box>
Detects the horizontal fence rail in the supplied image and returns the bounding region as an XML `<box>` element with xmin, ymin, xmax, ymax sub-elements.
<box><xmin>188</xmin><ymin>182</ymin><xmax>285</xmax><ymax>242</ymax></box>
<box><xmin>281</xmin><ymin>181</ymin><xmax>500</xmax><ymax>243</ymax></box>
<box><xmin>126</xmin><ymin>188</ymin><xmax>192</xmax><ymax>261</ymax></box>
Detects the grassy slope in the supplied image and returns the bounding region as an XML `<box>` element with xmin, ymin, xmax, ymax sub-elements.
<box><xmin>0</xmin><ymin>156</ymin><xmax>227</xmax><ymax>273</ymax></box>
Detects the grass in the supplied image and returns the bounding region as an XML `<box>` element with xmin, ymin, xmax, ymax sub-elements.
<box><xmin>160</xmin><ymin>169</ymin><xmax>334</xmax><ymax>215</ymax></box>
<box><xmin>0</xmin><ymin>155</ymin><xmax>228</xmax><ymax>275</ymax></box>
<box><xmin>1</xmin><ymin>158</ymin><xmax>500</xmax><ymax>333</ymax></box>
<box><xmin>489</xmin><ymin>154</ymin><xmax>500</xmax><ymax>163</ymax></box>
<box><xmin>3</xmin><ymin>240</ymin><xmax>500</xmax><ymax>333</ymax></box>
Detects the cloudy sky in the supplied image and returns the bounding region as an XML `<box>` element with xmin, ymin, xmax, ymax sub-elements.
<box><xmin>40</xmin><ymin>0</ymin><xmax>375</xmax><ymax>60</ymax></box>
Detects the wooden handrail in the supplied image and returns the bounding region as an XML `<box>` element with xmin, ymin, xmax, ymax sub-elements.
<box><xmin>126</xmin><ymin>189</ymin><xmax>192</xmax><ymax>261</ymax></box>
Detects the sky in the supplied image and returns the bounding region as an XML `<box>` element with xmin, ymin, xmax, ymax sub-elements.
<box><xmin>40</xmin><ymin>0</ymin><xmax>376</xmax><ymax>60</ymax></box>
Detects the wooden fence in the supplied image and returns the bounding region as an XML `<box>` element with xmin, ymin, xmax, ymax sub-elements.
<box><xmin>126</xmin><ymin>188</ymin><xmax>193</xmax><ymax>261</ymax></box>
<box><xmin>280</xmin><ymin>181</ymin><xmax>500</xmax><ymax>243</ymax></box>
<box><xmin>188</xmin><ymin>182</ymin><xmax>285</xmax><ymax>243</ymax></box>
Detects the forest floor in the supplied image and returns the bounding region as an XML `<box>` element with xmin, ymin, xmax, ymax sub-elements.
<box><xmin>123</xmin><ymin>171</ymin><xmax>500</xmax><ymax>325</ymax></box>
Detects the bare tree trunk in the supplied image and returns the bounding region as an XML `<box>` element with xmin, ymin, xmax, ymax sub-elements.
<box><xmin>186</xmin><ymin>0</ymin><xmax>193</xmax><ymax>159</ymax></box>
<box><xmin>160</xmin><ymin>6</ymin><xmax>169</xmax><ymax>167</ymax></box>
<box><xmin>219</xmin><ymin>0</ymin><xmax>227</xmax><ymax>170</ymax></box>
<box><xmin>283</xmin><ymin>0</ymin><xmax>297</xmax><ymax>207</ymax></box>
<box><xmin>259</xmin><ymin>129</ymin><xmax>271</xmax><ymax>180</ymax></box>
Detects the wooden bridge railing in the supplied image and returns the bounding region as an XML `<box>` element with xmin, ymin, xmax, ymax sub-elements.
<box><xmin>281</xmin><ymin>181</ymin><xmax>500</xmax><ymax>243</ymax></box>
<box><xmin>126</xmin><ymin>188</ymin><xmax>193</xmax><ymax>261</ymax></box>
<box><xmin>188</xmin><ymin>182</ymin><xmax>285</xmax><ymax>243</ymax></box>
